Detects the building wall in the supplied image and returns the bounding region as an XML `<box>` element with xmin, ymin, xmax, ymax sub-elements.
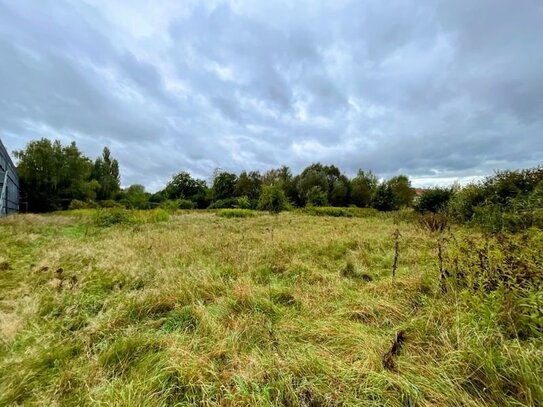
<box><xmin>0</xmin><ymin>139</ymin><xmax>20</xmax><ymax>215</ymax></box>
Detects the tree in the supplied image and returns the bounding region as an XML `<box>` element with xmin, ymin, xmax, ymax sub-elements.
<box><xmin>122</xmin><ymin>184</ymin><xmax>150</xmax><ymax>209</ymax></box>
<box><xmin>414</xmin><ymin>187</ymin><xmax>453</xmax><ymax>213</ymax></box>
<box><xmin>258</xmin><ymin>184</ymin><xmax>288</xmax><ymax>214</ymax></box>
<box><xmin>262</xmin><ymin>166</ymin><xmax>300</xmax><ymax>205</ymax></box>
<box><xmin>15</xmin><ymin>139</ymin><xmax>95</xmax><ymax>212</ymax></box>
<box><xmin>371</xmin><ymin>182</ymin><xmax>395</xmax><ymax>211</ymax></box>
<box><xmin>329</xmin><ymin>175</ymin><xmax>350</xmax><ymax>207</ymax></box>
<box><xmin>92</xmin><ymin>147</ymin><xmax>120</xmax><ymax>201</ymax></box>
<box><xmin>164</xmin><ymin>171</ymin><xmax>208</xmax><ymax>207</ymax></box>
<box><xmin>235</xmin><ymin>171</ymin><xmax>262</xmax><ymax>201</ymax></box>
<box><xmin>388</xmin><ymin>175</ymin><xmax>414</xmax><ymax>209</ymax></box>
<box><xmin>350</xmin><ymin>170</ymin><xmax>378</xmax><ymax>207</ymax></box>
<box><xmin>297</xmin><ymin>164</ymin><xmax>329</xmax><ymax>205</ymax></box>
<box><xmin>211</xmin><ymin>170</ymin><xmax>237</xmax><ymax>201</ymax></box>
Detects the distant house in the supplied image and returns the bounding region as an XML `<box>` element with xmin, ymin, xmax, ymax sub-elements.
<box><xmin>0</xmin><ymin>139</ymin><xmax>20</xmax><ymax>216</ymax></box>
<box><xmin>413</xmin><ymin>188</ymin><xmax>426</xmax><ymax>202</ymax></box>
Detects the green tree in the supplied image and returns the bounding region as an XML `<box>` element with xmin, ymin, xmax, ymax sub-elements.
<box><xmin>211</xmin><ymin>170</ymin><xmax>237</xmax><ymax>201</ymax></box>
<box><xmin>235</xmin><ymin>171</ymin><xmax>262</xmax><ymax>201</ymax></box>
<box><xmin>388</xmin><ymin>175</ymin><xmax>414</xmax><ymax>208</ymax></box>
<box><xmin>122</xmin><ymin>184</ymin><xmax>150</xmax><ymax>209</ymax></box>
<box><xmin>15</xmin><ymin>139</ymin><xmax>95</xmax><ymax>212</ymax></box>
<box><xmin>371</xmin><ymin>182</ymin><xmax>395</xmax><ymax>211</ymax></box>
<box><xmin>414</xmin><ymin>187</ymin><xmax>453</xmax><ymax>213</ymax></box>
<box><xmin>92</xmin><ymin>147</ymin><xmax>120</xmax><ymax>201</ymax></box>
<box><xmin>258</xmin><ymin>184</ymin><xmax>288</xmax><ymax>214</ymax></box>
<box><xmin>164</xmin><ymin>171</ymin><xmax>208</xmax><ymax>207</ymax></box>
<box><xmin>350</xmin><ymin>170</ymin><xmax>378</xmax><ymax>207</ymax></box>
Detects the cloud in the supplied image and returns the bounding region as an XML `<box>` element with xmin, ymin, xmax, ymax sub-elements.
<box><xmin>0</xmin><ymin>0</ymin><xmax>541</xmax><ymax>190</ymax></box>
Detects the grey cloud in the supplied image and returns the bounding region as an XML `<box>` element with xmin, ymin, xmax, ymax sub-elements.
<box><xmin>0</xmin><ymin>0</ymin><xmax>541</xmax><ymax>191</ymax></box>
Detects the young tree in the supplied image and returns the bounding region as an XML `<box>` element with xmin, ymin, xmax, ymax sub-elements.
<box><xmin>92</xmin><ymin>147</ymin><xmax>120</xmax><ymax>201</ymax></box>
<box><xmin>371</xmin><ymin>182</ymin><xmax>395</xmax><ymax>211</ymax></box>
<box><xmin>350</xmin><ymin>170</ymin><xmax>378</xmax><ymax>207</ymax></box>
<box><xmin>388</xmin><ymin>175</ymin><xmax>414</xmax><ymax>208</ymax></box>
<box><xmin>258</xmin><ymin>184</ymin><xmax>288</xmax><ymax>214</ymax></box>
<box><xmin>122</xmin><ymin>184</ymin><xmax>150</xmax><ymax>209</ymax></box>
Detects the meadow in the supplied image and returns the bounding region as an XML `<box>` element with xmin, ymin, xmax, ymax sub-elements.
<box><xmin>0</xmin><ymin>209</ymin><xmax>541</xmax><ymax>406</ymax></box>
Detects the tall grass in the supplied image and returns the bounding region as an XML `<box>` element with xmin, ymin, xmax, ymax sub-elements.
<box><xmin>0</xmin><ymin>211</ymin><xmax>541</xmax><ymax>405</ymax></box>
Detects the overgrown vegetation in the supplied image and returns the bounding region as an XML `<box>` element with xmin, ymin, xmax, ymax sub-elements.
<box><xmin>1</xmin><ymin>211</ymin><xmax>541</xmax><ymax>405</ymax></box>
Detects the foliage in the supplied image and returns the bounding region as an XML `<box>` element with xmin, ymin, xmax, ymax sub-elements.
<box><xmin>305</xmin><ymin>186</ymin><xmax>328</xmax><ymax>207</ymax></box>
<box><xmin>121</xmin><ymin>184</ymin><xmax>150</xmax><ymax>209</ymax></box>
<box><xmin>388</xmin><ymin>175</ymin><xmax>415</xmax><ymax>208</ymax></box>
<box><xmin>415</xmin><ymin>187</ymin><xmax>453</xmax><ymax>213</ymax></box>
<box><xmin>164</xmin><ymin>171</ymin><xmax>208</xmax><ymax>208</ymax></box>
<box><xmin>178</xmin><ymin>199</ymin><xmax>196</xmax><ymax>210</ymax></box>
<box><xmin>15</xmin><ymin>139</ymin><xmax>96</xmax><ymax>211</ymax></box>
<box><xmin>443</xmin><ymin>230</ymin><xmax>543</xmax><ymax>339</ymax></box>
<box><xmin>91</xmin><ymin>147</ymin><xmax>120</xmax><ymax>201</ymax></box>
<box><xmin>68</xmin><ymin>199</ymin><xmax>95</xmax><ymax>210</ymax></box>
<box><xmin>257</xmin><ymin>184</ymin><xmax>288</xmax><ymax>214</ymax></box>
<box><xmin>211</xmin><ymin>170</ymin><xmax>237</xmax><ymax>201</ymax></box>
<box><xmin>235</xmin><ymin>171</ymin><xmax>262</xmax><ymax>200</ymax></box>
<box><xmin>94</xmin><ymin>208</ymin><xmax>132</xmax><ymax>226</ymax></box>
<box><xmin>371</xmin><ymin>183</ymin><xmax>395</xmax><ymax>211</ymax></box>
<box><xmin>350</xmin><ymin>170</ymin><xmax>378</xmax><ymax>207</ymax></box>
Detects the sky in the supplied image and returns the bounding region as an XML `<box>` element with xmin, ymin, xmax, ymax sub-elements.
<box><xmin>0</xmin><ymin>0</ymin><xmax>542</xmax><ymax>191</ymax></box>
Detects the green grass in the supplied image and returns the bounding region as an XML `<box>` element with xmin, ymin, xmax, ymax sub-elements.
<box><xmin>217</xmin><ymin>208</ymin><xmax>257</xmax><ymax>218</ymax></box>
<box><xmin>0</xmin><ymin>211</ymin><xmax>541</xmax><ymax>406</ymax></box>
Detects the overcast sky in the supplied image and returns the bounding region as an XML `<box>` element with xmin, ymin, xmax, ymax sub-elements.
<box><xmin>1</xmin><ymin>0</ymin><xmax>542</xmax><ymax>190</ymax></box>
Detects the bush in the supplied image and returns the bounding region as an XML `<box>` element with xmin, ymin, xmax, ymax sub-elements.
<box><xmin>236</xmin><ymin>196</ymin><xmax>252</xmax><ymax>209</ymax></box>
<box><xmin>144</xmin><ymin>208</ymin><xmax>170</xmax><ymax>223</ymax></box>
<box><xmin>216</xmin><ymin>209</ymin><xmax>256</xmax><ymax>218</ymax></box>
<box><xmin>94</xmin><ymin>208</ymin><xmax>132</xmax><ymax>227</ymax></box>
<box><xmin>159</xmin><ymin>200</ymin><xmax>180</xmax><ymax>212</ymax></box>
<box><xmin>415</xmin><ymin>187</ymin><xmax>453</xmax><ymax>213</ymax></box>
<box><xmin>306</xmin><ymin>206</ymin><xmax>353</xmax><ymax>217</ymax></box>
<box><xmin>99</xmin><ymin>199</ymin><xmax>124</xmax><ymax>209</ymax></box>
<box><xmin>178</xmin><ymin>199</ymin><xmax>196</xmax><ymax>209</ymax></box>
<box><xmin>68</xmin><ymin>199</ymin><xmax>95</xmax><ymax>210</ymax></box>
<box><xmin>305</xmin><ymin>186</ymin><xmax>328</xmax><ymax>207</ymax></box>
<box><xmin>258</xmin><ymin>185</ymin><xmax>288</xmax><ymax>214</ymax></box>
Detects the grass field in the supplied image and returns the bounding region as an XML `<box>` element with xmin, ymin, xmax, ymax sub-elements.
<box><xmin>0</xmin><ymin>210</ymin><xmax>541</xmax><ymax>406</ymax></box>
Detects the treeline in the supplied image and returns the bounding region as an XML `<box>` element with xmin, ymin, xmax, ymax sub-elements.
<box><xmin>15</xmin><ymin>139</ymin><xmax>416</xmax><ymax>212</ymax></box>
<box><xmin>14</xmin><ymin>139</ymin><xmax>543</xmax><ymax>232</ymax></box>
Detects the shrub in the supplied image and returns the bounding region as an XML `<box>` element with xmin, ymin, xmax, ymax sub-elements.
<box><xmin>415</xmin><ymin>187</ymin><xmax>453</xmax><ymax>213</ymax></box>
<box><xmin>145</xmin><ymin>208</ymin><xmax>170</xmax><ymax>223</ymax></box>
<box><xmin>68</xmin><ymin>199</ymin><xmax>95</xmax><ymax>210</ymax></box>
<box><xmin>236</xmin><ymin>195</ymin><xmax>252</xmax><ymax>209</ymax></box>
<box><xmin>159</xmin><ymin>199</ymin><xmax>181</xmax><ymax>212</ymax></box>
<box><xmin>99</xmin><ymin>199</ymin><xmax>124</xmax><ymax>209</ymax></box>
<box><xmin>217</xmin><ymin>209</ymin><xmax>256</xmax><ymax>218</ymax></box>
<box><xmin>305</xmin><ymin>186</ymin><xmax>328</xmax><ymax>207</ymax></box>
<box><xmin>178</xmin><ymin>199</ymin><xmax>195</xmax><ymax>209</ymax></box>
<box><xmin>94</xmin><ymin>208</ymin><xmax>132</xmax><ymax>227</ymax></box>
<box><xmin>258</xmin><ymin>185</ymin><xmax>288</xmax><ymax>214</ymax></box>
